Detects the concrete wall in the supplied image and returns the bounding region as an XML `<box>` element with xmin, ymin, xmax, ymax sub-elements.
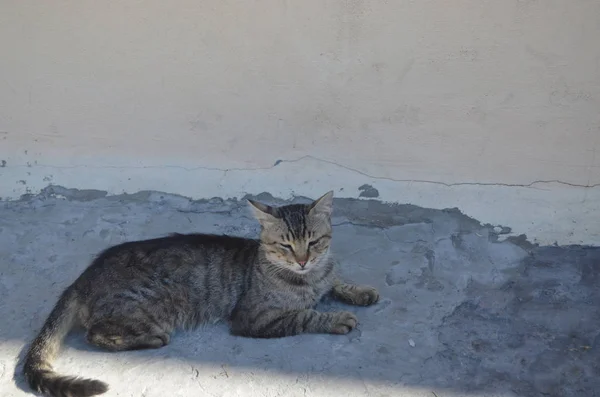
<box><xmin>1</xmin><ymin>1</ymin><xmax>599</xmax><ymax>245</ymax></box>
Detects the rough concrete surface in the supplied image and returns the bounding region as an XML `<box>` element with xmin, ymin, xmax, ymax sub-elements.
<box><xmin>0</xmin><ymin>187</ymin><xmax>598</xmax><ymax>397</ymax></box>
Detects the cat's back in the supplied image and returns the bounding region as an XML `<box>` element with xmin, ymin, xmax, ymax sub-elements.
<box><xmin>77</xmin><ymin>232</ymin><xmax>260</xmax><ymax>287</ymax></box>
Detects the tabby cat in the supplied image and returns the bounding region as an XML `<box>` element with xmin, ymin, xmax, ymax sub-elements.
<box><xmin>22</xmin><ymin>191</ymin><xmax>379</xmax><ymax>397</ymax></box>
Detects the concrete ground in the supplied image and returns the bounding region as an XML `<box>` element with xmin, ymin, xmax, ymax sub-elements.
<box><xmin>0</xmin><ymin>186</ymin><xmax>598</xmax><ymax>397</ymax></box>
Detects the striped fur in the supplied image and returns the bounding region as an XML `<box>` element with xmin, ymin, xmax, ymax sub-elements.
<box><xmin>22</xmin><ymin>191</ymin><xmax>379</xmax><ymax>396</ymax></box>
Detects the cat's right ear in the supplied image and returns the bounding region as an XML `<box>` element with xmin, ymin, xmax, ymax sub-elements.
<box><xmin>247</xmin><ymin>199</ymin><xmax>278</xmax><ymax>226</ymax></box>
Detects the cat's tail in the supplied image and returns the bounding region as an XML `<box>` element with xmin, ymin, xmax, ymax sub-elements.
<box><xmin>22</xmin><ymin>286</ymin><xmax>108</xmax><ymax>397</ymax></box>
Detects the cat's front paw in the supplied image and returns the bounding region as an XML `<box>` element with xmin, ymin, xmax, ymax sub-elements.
<box><xmin>329</xmin><ymin>311</ymin><xmax>358</xmax><ymax>334</ymax></box>
<box><xmin>356</xmin><ymin>286</ymin><xmax>379</xmax><ymax>306</ymax></box>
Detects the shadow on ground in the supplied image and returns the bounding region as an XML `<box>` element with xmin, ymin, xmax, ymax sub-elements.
<box><xmin>1</xmin><ymin>186</ymin><xmax>598</xmax><ymax>396</ymax></box>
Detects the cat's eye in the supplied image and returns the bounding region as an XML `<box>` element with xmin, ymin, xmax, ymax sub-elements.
<box><xmin>280</xmin><ymin>243</ymin><xmax>293</xmax><ymax>251</ymax></box>
<box><xmin>308</xmin><ymin>238</ymin><xmax>321</xmax><ymax>247</ymax></box>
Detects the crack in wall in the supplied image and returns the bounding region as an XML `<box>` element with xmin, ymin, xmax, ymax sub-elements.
<box><xmin>6</xmin><ymin>154</ymin><xmax>600</xmax><ymax>189</ymax></box>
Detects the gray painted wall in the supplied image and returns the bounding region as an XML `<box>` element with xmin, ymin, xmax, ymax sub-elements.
<box><xmin>1</xmin><ymin>1</ymin><xmax>599</xmax><ymax>244</ymax></box>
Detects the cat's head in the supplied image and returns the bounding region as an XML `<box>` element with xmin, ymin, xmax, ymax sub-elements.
<box><xmin>248</xmin><ymin>191</ymin><xmax>334</xmax><ymax>274</ymax></box>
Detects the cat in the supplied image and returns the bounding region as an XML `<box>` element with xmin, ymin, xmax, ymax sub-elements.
<box><xmin>22</xmin><ymin>191</ymin><xmax>380</xmax><ymax>397</ymax></box>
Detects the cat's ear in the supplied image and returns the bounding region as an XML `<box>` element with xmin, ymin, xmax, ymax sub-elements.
<box><xmin>248</xmin><ymin>199</ymin><xmax>278</xmax><ymax>225</ymax></box>
<box><xmin>309</xmin><ymin>190</ymin><xmax>334</xmax><ymax>217</ymax></box>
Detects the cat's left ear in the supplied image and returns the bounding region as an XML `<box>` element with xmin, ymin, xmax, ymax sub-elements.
<box><xmin>248</xmin><ymin>199</ymin><xmax>278</xmax><ymax>226</ymax></box>
<box><xmin>308</xmin><ymin>190</ymin><xmax>334</xmax><ymax>217</ymax></box>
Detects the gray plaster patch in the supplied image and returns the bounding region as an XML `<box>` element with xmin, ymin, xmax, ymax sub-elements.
<box><xmin>358</xmin><ymin>184</ymin><xmax>379</xmax><ymax>198</ymax></box>
<box><xmin>0</xmin><ymin>187</ymin><xmax>598</xmax><ymax>397</ymax></box>
<box><xmin>42</xmin><ymin>185</ymin><xmax>108</xmax><ymax>201</ymax></box>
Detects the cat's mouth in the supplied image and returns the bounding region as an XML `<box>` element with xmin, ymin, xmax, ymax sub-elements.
<box><xmin>292</xmin><ymin>265</ymin><xmax>310</xmax><ymax>274</ymax></box>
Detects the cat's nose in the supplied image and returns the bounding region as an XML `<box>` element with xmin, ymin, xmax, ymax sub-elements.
<box><xmin>298</xmin><ymin>260</ymin><xmax>307</xmax><ymax>268</ymax></box>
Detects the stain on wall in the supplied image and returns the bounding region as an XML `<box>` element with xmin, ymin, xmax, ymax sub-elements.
<box><xmin>358</xmin><ymin>184</ymin><xmax>379</xmax><ymax>198</ymax></box>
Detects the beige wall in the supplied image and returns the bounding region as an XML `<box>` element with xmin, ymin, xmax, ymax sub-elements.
<box><xmin>1</xmin><ymin>1</ymin><xmax>599</xmax><ymax>244</ymax></box>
